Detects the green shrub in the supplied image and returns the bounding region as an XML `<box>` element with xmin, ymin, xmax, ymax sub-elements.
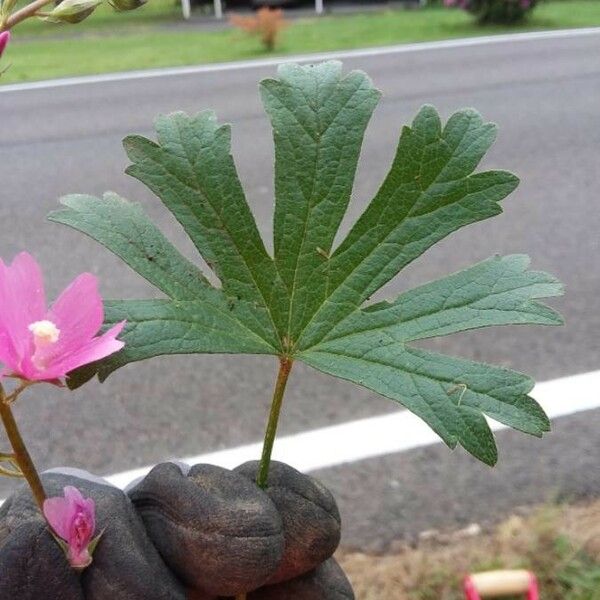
<box><xmin>443</xmin><ymin>0</ymin><xmax>538</xmax><ymax>24</ymax></box>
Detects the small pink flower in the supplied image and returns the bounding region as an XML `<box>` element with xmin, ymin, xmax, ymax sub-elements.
<box><xmin>43</xmin><ymin>486</ymin><xmax>97</xmax><ymax>569</ymax></box>
<box><xmin>0</xmin><ymin>252</ymin><xmax>125</xmax><ymax>383</ymax></box>
<box><xmin>0</xmin><ymin>31</ymin><xmax>9</xmax><ymax>59</ymax></box>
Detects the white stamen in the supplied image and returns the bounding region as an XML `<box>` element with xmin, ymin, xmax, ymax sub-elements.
<box><xmin>28</xmin><ymin>320</ymin><xmax>60</xmax><ymax>346</ymax></box>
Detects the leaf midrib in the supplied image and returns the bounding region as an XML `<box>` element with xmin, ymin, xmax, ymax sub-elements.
<box><xmin>293</xmin><ymin>169</ymin><xmax>494</xmax><ymax>352</ymax></box>
<box><xmin>316</xmin><ymin>265</ymin><xmax>558</xmax><ymax>344</ymax></box>
<box><xmin>318</xmin><ymin>299</ymin><xmax>554</xmax><ymax>347</ymax></box>
<box><xmin>272</xmin><ymin>76</ymin><xmax>368</xmax><ymax>344</ymax></box>
<box><xmin>282</xmin><ymin>80</ymin><xmax>324</xmax><ymax>344</ymax></box>
<box><xmin>108</xmin><ymin>298</ymin><xmax>278</xmax><ymax>352</ymax></box>
<box><xmin>301</xmin><ymin>343</ymin><xmax>525</xmax><ymax>400</ymax></box>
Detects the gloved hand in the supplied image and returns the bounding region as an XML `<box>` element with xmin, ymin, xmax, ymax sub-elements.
<box><xmin>0</xmin><ymin>462</ymin><xmax>353</xmax><ymax>600</ymax></box>
<box><xmin>0</xmin><ymin>469</ymin><xmax>184</xmax><ymax>600</ymax></box>
<box><xmin>129</xmin><ymin>460</ymin><xmax>351</xmax><ymax>599</ymax></box>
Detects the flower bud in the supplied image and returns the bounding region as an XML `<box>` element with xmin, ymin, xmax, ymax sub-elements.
<box><xmin>0</xmin><ymin>31</ymin><xmax>10</xmax><ymax>59</ymax></box>
<box><xmin>109</xmin><ymin>0</ymin><xmax>147</xmax><ymax>11</ymax></box>
<box><xmin>44</xmin><ymin>486</ymin><xmax>100</xmax><ymax>570</ymax></box>
<box><xmin>44</xmin><ymin>0</ymin><xmax>102</xmax><ymax>24</ymax></box>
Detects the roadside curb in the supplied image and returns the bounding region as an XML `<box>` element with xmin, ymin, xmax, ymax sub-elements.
<box><xmin>1</xmin><ymin>26</ymin><xmax>599</xmax><ymax>93</ymax></box>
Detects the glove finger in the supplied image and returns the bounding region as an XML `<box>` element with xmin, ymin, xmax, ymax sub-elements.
<box><xmin>0</xmin><ymin>519</ymin><xmax>84</xmax><ymax>600</ymax></box>
<box><xmin>248</xmin><ymin>557</ymin><xmax>354</xmax><ymax>600</ymax></box>
<box><xmin>235</xmin><ymin>461</ymin><xmax>341</xmax><ymax>584</ymax></box>
<box><xmin>0</xmin><ymin>470</ymin><xmax>186</xmax><ymax>600</ymax></box>
<box><xmin>128</xmin><ymin>462</ymin><xmax>284</xmax><ymax>597</ymax></box>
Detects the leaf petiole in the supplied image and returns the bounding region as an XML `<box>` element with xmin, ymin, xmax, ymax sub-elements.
<box><xmin>0</xmin><ymin>463</ymin><xmax>23</xmax><ymax>478</ymax></box>
<box><xmin>256</xmin><ymin>356</ymin><xmax>293</xmax><ymax>489</ymax></box>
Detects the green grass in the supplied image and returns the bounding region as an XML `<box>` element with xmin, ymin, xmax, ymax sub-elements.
<box><xmin>341</xmin><ymin>501</ymin><xmax>600</xmax><ymax>600</ymax></box>
<box><xmin>2</xmin><ymin>0</ymin><xmax>600</xmax><ymax>83</ymax></box>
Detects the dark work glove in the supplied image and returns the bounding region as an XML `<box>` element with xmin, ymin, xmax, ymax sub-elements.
<box><xmin>234</xmin><ymin>461</ymin><xmax>343</xmax><ymax>586</ymax></box>
<box><xmin>129</xmin><ymin>460</ymin><xmax>352</xmax><ymax>599</ymax></box>
<box><xmin>0</xmin><ymin>470</ymin><xmax>185</xmax><ymax>600</ymax></box>
<box><xmin>0</xmin><ymin>463</ymin><xmax>354</xmax><ymax>599</ymax></box>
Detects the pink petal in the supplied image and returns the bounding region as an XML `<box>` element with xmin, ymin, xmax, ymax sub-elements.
<box><xmin>43</xmin><ymin>321</ymin><xmax>125</xmax><ymax>380</ymax></box>
<box><xmin>0</xmin><ymin>329</ymin><xmax>19</xmax><ymax>376</ymax></box>
<box><xmin>30</xmin><ymin>273</ymin><xmax>107</xmax><ymax>379</ymax></box>
<box><xmin>43</xmin><ymin>496</ymin><xmax>71</xmax><ymax>540</ymax></box>
<box><xmin>47</xmin><ymin>273</ymin><xmax>104</xmax><ymax>354</ymax></box>
<box><xmin>69</xmin><ymin>513</ymin><xmax>94</xmax><ymax>550</ymax></box>
<box><xmin>68</xmin><ymin>492</ymin><xmax>95</xmax><ymax>543</ymax></box>
<box><xmin>64</xmin><ymin>485</ymin><xmax>86</xmax><ymax>506</ymax></box>
<box><xmin>83</xmin><ymin>497</ymin><xmax>96</xmax><ymax>533</ymax></box>
<box><xmin>66</xmin><ymin>487</ymin><xmax>96</xmax><ymax>531</ymax></box>
<box><xmin>0</xmin><ymin>253</ymin><xmax>46</xmax><ymax>377</ymax></box>
<box><xmin>7</xmin><ymin>252</ymin><xmax>46</xmax><ymax>322</ymax></box>
<box><xmin>0</xmin><ymin>31</ymin><xmax>9</xmax><ymax>58</ymax></box>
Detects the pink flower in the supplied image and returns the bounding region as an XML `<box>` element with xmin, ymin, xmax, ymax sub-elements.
<box><xmin>0</xmin><ymin>252</ymin><xmax>125</xmax><ymax>383</ymax></box>
<box><xmin>0</xmin><ymin>31</ymin><xmax>9</xmax><ymax>59</ymax></box>
<box><xmin>43</xmin><ymin>486</ymin><xmax>97</xmax><ymax>569</ymax></box>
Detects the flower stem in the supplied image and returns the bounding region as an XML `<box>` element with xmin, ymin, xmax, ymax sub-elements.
<box><xmin>1</xmin><ymin>0</ymin><xmax>56</xmax><ymax>31</ymax></box>
<box><xmin>0</xmin><ymin>386</ymin><xmax>46</xmax><ymax>511</ymax></box>
<box><xmin>256</xmin><ymin>356</ymin><xmax>293</xmax><ymax>490</ymax></box>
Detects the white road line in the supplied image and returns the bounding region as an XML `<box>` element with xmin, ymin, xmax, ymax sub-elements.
<box><xmin>1</xmin><ymin>27</ymin><xmax>599</xmax><ymax>94</ymax></box>
<box><xmin>1</xmin><ymin>369</ymin><xmax>599</xmax><ymax>504</ymax></box>
<box><xmin>94</xmin><ymin>369</ymin><xmax>600</xmax><ymax>490</ymax></box>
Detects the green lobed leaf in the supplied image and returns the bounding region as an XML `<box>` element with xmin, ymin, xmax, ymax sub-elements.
<box><xmin>296</xmin><ymin>105</ymin><xmax>519</xmax><ymax>350</ymax></box>
<box><xmin>51</xmin><ymin>61</ymin><xmax>564</xmax><ymax>463</ymax></box>
<box><xmin>298</xmin><ymin>254</ymin><xmax>561</xmax><ymax>463</ymax></box>
<box><xmin>123</xmin><ymin>110</ymin><xmax>288</xmax><ymax>341</ymax></box>
<box><xmin>300</xmin><ymin>344</ymin><xmax>549</xmax><ymax>465</ymax></box>
<box><xmin>49</xmin><ymin>192</ymin><xmax>211</xmax><ymax>301</ymax></box>
<box><xmin>96</xmin><ymin>298</ymin><xmax>277</xmax><ymax>380</ymax></box>
<box><xmin>319</xmin><ymin>254</ymin><xmax>563</xmax><ymax>344</ymax></box>
<box><xmin>261</xmin><ymin>62</ymin><xmax>380</xmax><ymax>342</ymax></box>
<box><xmin>67</xmin><ymin>295</ymin><xmax>278</xmax><ymax>389</ymax></box>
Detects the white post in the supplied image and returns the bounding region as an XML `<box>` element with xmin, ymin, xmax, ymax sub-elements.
<box><xmin>181</xmin><ymin>0</ymin><xmax>191</xmax><ymax>20</ymax></box>
<box><xmin>315</xmin><ymin>0</ymin><xmax>323</xmax><ymax>14</ymax></box>
<box><xmin>214</xmin><ymin>0</ymin><xmax>223</xmax><ymax>19</ymax></box>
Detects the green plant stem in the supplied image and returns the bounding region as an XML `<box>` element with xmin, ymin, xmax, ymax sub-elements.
<box><xmin>235</xmin><ymin>358</ymin><xmax>293</xmax><ymax>600</ymax></box>
<box><xmin>256</xmin><ymin>356</ymin><xmax>293</xmax><ymax>489</ymax></box>
<box><xmin>238</xmin><ymin>358</ymin><xmax>293</xmax><ymax>600</ymax></box>
<box><xmin>1</xmin><ymin>0</ymin><xmax>55</xmax><ymax>31</ymax></box>
<box><xmin>0</xmin><ymin>386</ymin><xmax>46</xmax><ymax>511</ymax></box>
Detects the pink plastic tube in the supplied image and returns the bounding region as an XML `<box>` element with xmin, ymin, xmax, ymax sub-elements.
<box><xmin>463</xmin><ymin>572</ymin><xmax>539</xmax><ymax>600</ymax></box>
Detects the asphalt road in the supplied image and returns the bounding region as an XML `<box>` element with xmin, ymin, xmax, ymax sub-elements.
<box><xmin>1</xmin><ymin>32</ymin><xmax>599</xmax><ymax>550</ymax></box>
